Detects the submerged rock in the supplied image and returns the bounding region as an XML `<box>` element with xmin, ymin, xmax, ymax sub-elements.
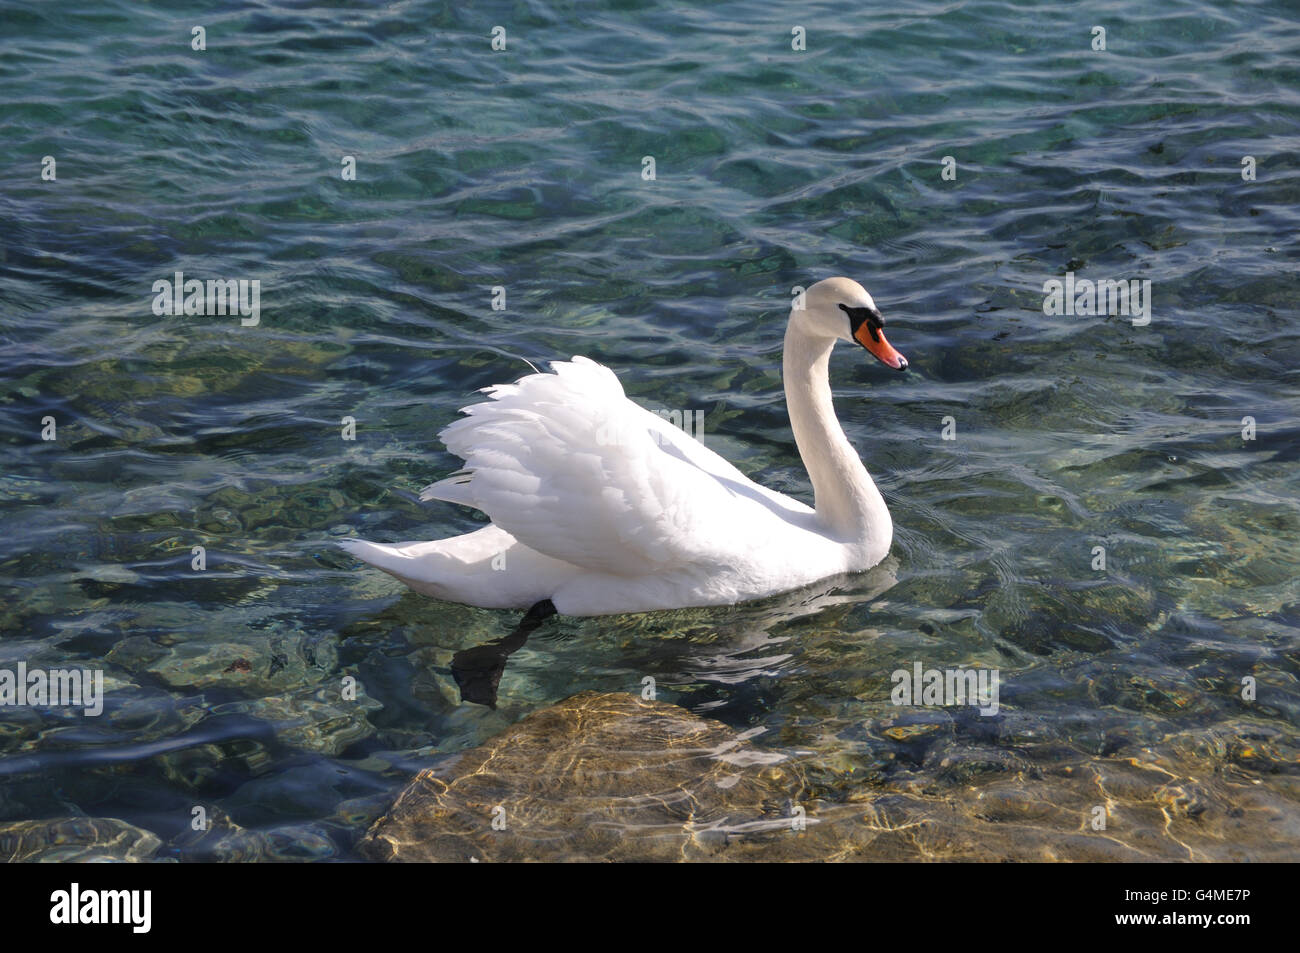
<box><xmin>0</xmin><ymin>816</ymin><xmax>162</xmax><ymax>862</ymax></box>
<box><xmin>360</xmin><ymin>691</ymin><xmax>810</xmax><ymax>862</ymax></box>
<box><xmin>359</xmin><ymin>691</ymin><xmax>1300</xmax><ymax>863</ymax></box>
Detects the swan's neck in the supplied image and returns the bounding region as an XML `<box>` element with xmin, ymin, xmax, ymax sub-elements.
<box><xmin>783</xmin><ymin>320</ymin><xmax>891</xmax><ymax>547</ymax></box>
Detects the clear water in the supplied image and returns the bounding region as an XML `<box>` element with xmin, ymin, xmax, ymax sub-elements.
<box><xmin>0</xmin><ymin>0</ymin><xmax>1297</xmax><ymax>860</ymax></box>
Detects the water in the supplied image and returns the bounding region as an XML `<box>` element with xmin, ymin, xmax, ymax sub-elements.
<box><xmin>1</xmin><ymin>0</ymin><xmax>1298</xmax><ymax>861</ymax></box>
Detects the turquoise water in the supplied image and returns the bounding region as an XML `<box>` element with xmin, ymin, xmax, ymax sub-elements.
<box><xmin>1</xmin><ymin>0</ymin><xmax>1298</xmax><ymax>860</ymax></box>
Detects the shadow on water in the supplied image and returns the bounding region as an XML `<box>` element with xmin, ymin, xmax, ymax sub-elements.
<box><xmin>439</xmin><ymin>559</ymin><xmax>900</xmax><ymax>713</ymax></box>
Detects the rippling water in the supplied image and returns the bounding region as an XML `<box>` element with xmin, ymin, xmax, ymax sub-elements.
<box><xmin>1</xmin><ymin>0</ymin><xmax>1298</xmax><ymax>861</ymax></box>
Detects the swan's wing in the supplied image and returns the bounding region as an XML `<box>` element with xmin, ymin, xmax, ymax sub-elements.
<box><xmin>420</xmin><ymin>357</ymin><xmax>744</xmax><ymax>576</ymax></box>
<box><xmin>634</xmin><ymin>405</ymin><xmax>814</xmax><ymax>518</ymax></box>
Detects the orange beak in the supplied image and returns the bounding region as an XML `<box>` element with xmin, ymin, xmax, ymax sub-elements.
<box><xmin>854</xmin><ymin>321</ymin><xmax>908</xmax><ymax>370</ymax></box>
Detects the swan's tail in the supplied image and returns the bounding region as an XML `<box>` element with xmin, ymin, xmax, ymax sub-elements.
<box><xmin>335</xmin><ymin>538</ymin><xmax>430</xmax><ymax>579</ymax></box>
<box><xmin>336</xmin><ymin>527</ymin><xmax>578</xmax><ymax>610</ymax></box>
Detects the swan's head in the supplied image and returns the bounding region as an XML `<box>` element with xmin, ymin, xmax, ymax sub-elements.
<box><xmin>795</xmin><ymin>277</ymin><xmax>908</xmax><ymax>371</ymax></box>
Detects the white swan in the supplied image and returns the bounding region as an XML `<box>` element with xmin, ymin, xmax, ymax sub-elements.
<box><xmin>339</xmin><ymin>277</ymin><xmax>907</xmax><ymax>616</ymax></box>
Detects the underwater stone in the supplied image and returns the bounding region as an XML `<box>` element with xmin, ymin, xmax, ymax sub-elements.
<box><xmin>0</xmin><ymin>816</ymin><xmax>163</xmax><ymax>863</ymax></box>
<box><xmin>360</xmin><ymin>690</ymin><xmax>810</xmax><ymax>862</ymax></box>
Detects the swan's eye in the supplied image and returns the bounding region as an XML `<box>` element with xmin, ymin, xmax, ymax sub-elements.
<box><xmin>838</xmin><ymin>303</ymin><xmax>884</xmax><ymax>343</ymax></box>
<box><xmin>839</xmin><ymin>302</ymin><xmax>905</xmax><ymax>370</ymax></box>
